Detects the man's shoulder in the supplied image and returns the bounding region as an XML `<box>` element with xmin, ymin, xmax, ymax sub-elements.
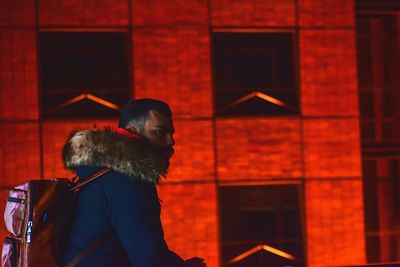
<box><xmin>80</xmin><ymin>166</ymin><xmax>156</xmax><ymax>192</ymax></box>
<box><xmin>63</xmin><ymin>129</ymin><xmax>165</xmax><ymax>185</ymax></box>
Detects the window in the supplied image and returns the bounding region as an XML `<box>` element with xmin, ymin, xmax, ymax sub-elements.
<box><xmin>39</xmin><ymin>32</ymin><xmax>131</xmax><ymax>118</ymax></box>
<box><xmin>362</xmin><ymin>159</ymin><xmax>400</xmax><ymax>263</ymax></box>
<box><xmin>356</xmin><ymin>12</ymin><xmax>400</xmax><ymax>263</ymax></box>
<box><xmin>357</xmin><ymin>14</ymin><xmax>400</xmax><ymax>142</ymax></box>
<box><xmin>212</xmin><ymin>32</ymin><xmax>298</xmax><ymax>116</ymax></box>
<box><xmin>218</xmin><ymin>184</ymin><xmax>304</xmax><ymax>267</ymax></box>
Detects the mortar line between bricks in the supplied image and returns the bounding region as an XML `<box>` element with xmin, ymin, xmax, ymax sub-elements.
<box><xmin>305</xmin><ymin>177</ymin><xmax>363</xmax><ymax>181</ymax></box>
<box><xmin>158</xmin><ymin>180</ymin><xmax>217</xmax><ymax>186</ymax></box>
<box><xmin>36</xmin><ymin>25</ymin><xmax>210</xmax><ymax>31</ymax></box>
<box><xmin>207</xmin><ymin>3</ymin><xmax>224</xmax><ymax>266</ymax></box>
<box><xmin>34</xmin><ymin>0</ymin><xmax>45</xmax><ymax>180</ymax></box>
<box><xmin>0</xmin><ymin>116</ymin><xmax>360</xmax><ymax>123</ymax></box>
<box><xmin>0</xmin><ymin>26</ymin><xmax>36</xmax><ymax>29</ymax></box>
<box><xmin>0</xmin><ymin>25</ymin><xmax>356</xmax><ymax>31</ymax></box>
<box><xmin>213</xmin><ymin>177</ymin><xmax>363</xmax><ymax>185</ymax></box>
<box><xmin>0</xmin><ymin>120</ymin><xmax>40</xmax><ymax>123</ymax></box>
<box><xmin>212</xmin><ymin>26</ymin><xmax>355</xmax><ymax>31</ymax></box>
<box><xmin>302</xmin><ymin>115</ymin><xmax>360</xmax><ymax>119</ymax></box>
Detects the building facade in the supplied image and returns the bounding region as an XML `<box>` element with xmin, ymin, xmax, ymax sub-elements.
<box><xmin>0</xmin><ymin>0</ymin><xmax>399</xmax><ymax>266</ymax></box>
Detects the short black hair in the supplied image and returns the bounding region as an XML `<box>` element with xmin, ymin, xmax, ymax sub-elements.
<box><xmin>118</xmin><ymin>98</ymin><xmax>172</xmax><ymax>128</ymax></box>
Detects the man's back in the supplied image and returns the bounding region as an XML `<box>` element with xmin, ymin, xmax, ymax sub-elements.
<box><xmin>62</xmin><ymin>166</ymin><xmax>133</xmax><ymax>266</ymax></box>
<box><xmin>62</xmin><ymin>166</ymin><xmax>183</xmax><ymax>267</ymax></box>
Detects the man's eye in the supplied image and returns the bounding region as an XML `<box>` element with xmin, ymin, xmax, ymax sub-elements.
<box><xmin>154</xmin><ymin>130</ymin><xmax>166</xmax><ymax>136</ymax></box>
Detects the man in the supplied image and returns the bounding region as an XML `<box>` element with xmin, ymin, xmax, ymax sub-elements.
<box><xmin>61</xmin><ymin>99</ymin><xmax>206</xmax><ymax>267</ymax></box>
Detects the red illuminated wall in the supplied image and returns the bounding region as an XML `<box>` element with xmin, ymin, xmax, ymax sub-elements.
<box><xmin>0</xmin><ymin>0</ymin><xmax>364</xmax><ymax>266</ymax></box>
<box><xmin>216</xmin><ymin>118</ymin><xmax>303</xmax><ymax>180</ymax></box>
<box><xmin>298</xmin><ymin>1</ymin><xmax>364</xmax><ymax>265</ymax></box>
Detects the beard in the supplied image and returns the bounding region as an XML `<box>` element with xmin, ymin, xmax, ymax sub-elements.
<box><xmin>142</xmin><ymin>139</ymin><xmax>174</xmax><ymax>170</ymax></box>
<box><xmin>156</xmin><ymin>147</ymin><xmax>174</xmax><ymax>169</ymax></box>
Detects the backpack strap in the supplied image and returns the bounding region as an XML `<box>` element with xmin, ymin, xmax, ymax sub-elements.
<box><xmin>64</xmin><ymin>230</ymin><xmax>114</xmax><ymax>267</ymax></box>
<box><xmin>70</xmin><ymin>168</ymin><xmax>111</xmax><ymax>191</ymax></box>
<box><xmin>63</xmin><ymin>168</ymin><xmax>113</xmax><ymax>267</ymax></box>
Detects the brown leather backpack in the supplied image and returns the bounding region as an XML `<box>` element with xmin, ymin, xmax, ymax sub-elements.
<box><xmin>1</xmin><ymin>168</ymin><xmax>110</xmax><ymax>267</ymax></box>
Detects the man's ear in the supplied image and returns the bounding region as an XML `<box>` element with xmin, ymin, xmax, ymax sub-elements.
<box><xmin>126</xmin><ymin>125</ymin><xmax>140</xmax><ymax>135</ymax></box>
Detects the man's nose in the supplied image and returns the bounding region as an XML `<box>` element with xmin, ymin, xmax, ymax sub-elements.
<box><xmin>167</xmin><ymin>134</ymin><xmax>175</xmax><ymax>146</ymax></box>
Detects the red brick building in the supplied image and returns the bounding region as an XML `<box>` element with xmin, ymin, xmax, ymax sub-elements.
<box><xmin>0</xmin><ymin>0</ymin><xmax>399</xmax><ymax>266</ymax></box>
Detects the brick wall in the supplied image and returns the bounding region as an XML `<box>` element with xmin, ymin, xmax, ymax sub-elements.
<box><xmin>211</xmin><ymin>0</ymin><xmax>296</xmax><ymax>26</ymax></box>
<box><xmin>0</xmin><ymin>0</ymin><xmax>365</xmax><ymax>266</ymax></box>
<box><xmin>305</xmin><ymin>179</ymin><xmax>365</xmax><ymax>266</ymax></box>
<box><xmin>158</xmin><ymin>183</ymin><xmax>219</xmax><ymax>267</ymax></box>
<box><xmin>133</xmin><ymin>27</ymin><xmax>212</xmax><ymax>117</ymax></box>
<box><xmin>298</xmin><ymin>0</ymin><xmax>365</xmax><ymax>265</ymax></box>
<box><xmin>300</xmin><ymin>30</ymin><xmax>359</xmax><ymax>116</ymax></box>
<box><xmin>39</xmin><ymin>0</ymin><xmax>129</xmax><ymax>26</ymax></box>
<box><xmin>216</xmin><ymin>118</ymin><xmax>302</xmax><ymax>181</ymax></box>
<box><xmin>0</xmin><ymin>29</ymin><xmax>38</xmax><ymax>120</ymax></box>
<box><xmin>0</xmin><ymin>123</ymin><xmax>41</xmax><ymax>185</ymax></box>
<box><xmin>0</xmin><ymin>0</ymin><xmax>35</xmax><ymax>26</ymax></box>
<box><xmin>299</xmin><ymin>0</ymin><xmax>355</xmax><ymax>27</ymax></box>
<box><xmin>303</xmin><ymin>119</ymin><xmax>362</xmax><ymax>178</ymax></box>
<box><xmin>133</xmin><ymin>0</ymin><xmax>208</xmax><ymax>26</ymax></box>
<box><xmin>167</xmin><ymin>120</ymin><xmax>215</xmax><ymax>182</ymax></box>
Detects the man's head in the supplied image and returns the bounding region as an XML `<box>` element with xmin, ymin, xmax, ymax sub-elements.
<box><xmin>119</xmin><ymin>99</ymin><xmax>175</xmax><ymax>165</ymax></box>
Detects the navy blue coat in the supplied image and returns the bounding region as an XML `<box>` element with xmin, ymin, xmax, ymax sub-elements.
<box><xmin>61</xmin><ymin>166</ymin><xmax>185</xmax><ymax>267</ymax></box>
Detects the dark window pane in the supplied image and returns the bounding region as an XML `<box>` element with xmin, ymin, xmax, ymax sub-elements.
<box><xmin>240</xmin><ymin>208</ymin><xmax>278</xmax><ymax>239</ymax></box>
<box><xmin>366</xmin><ymin>235</ymin><xmax>381</xmax><ymax>263</ymax></box>
<box><xmin>222</xmin><ymin>243</ymin><xmax>258</xmax><ymax>265</ymax></box>
<box><xmin>383</xmin><ymin>91</ymin><xmax>392</xmax><ymax>117</ymax></box>
<box><xmin>382</xmin><ymin>121</ymin><xmax>394</xmax><ymax>140</ymax></box>
<box><xmin>39</xmin><ymin>32</ymin><xmax>130</xmax><ymax>119</ymax></box>
<box><xmin>216</xmin><ymin>92</ymin><xmax>298</xmax><ymax>116</ymax></box>
<box><xmin>361</xmin><ymin>121</ymin><xmax>375</xmax><ymax>141</ymax></box>
<box><xmin>363</xmin><ymin>188</ymin><xmax>379</xmax><ymax>232</ymax></box>
<box><xmin>362</xmin><ymin>160</ymin><xmax>377</xmax><ymax>178</ymax></box>
<box><xmin>357</xmin><ymin>12</ymin><xmax>400</xmax><ymax>264</ymax></box>
<box><xmin>359</xmin><ymin>91</ymin><xmax>374</xmax><ymax>118</ymax></box>
<box><xmin>357</xmin><ymin>18</ymin><xmax>371</xmax><ymax>34</ymax></box>
<box><xmin>212</xmin><ymin>32</ymin><xmax>298</xmax><ymax>116</ymax></box>
<box><xmin>282</xmin><ymin>207</ymin><xmax>301</xmax><ymax>239</ymax></box>
<box><xmin>390</xmin><ymin>235</ymin><xmax>398</xmax><ymax>261</ymax></box>
<box><xmin>357</xmin><ymin>36</ymin><xmax>373</xmax><ymax>88</ymax></box>
<box><xmin>219</xmin><ymin>184</ymin><xmax>304</xmax><ymax>266</ymax></box>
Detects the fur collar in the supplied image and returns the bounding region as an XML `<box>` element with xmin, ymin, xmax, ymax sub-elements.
<box><xmin>63</xmin><ymin>129</ymin><xmax>167</xmax><ymax>184</ymax></box>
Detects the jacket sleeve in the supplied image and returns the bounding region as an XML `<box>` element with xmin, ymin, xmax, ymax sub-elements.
<box><xmin>103</xmin><ymin>173</ymin><xmax>185</xmax><ymax>267</ymax></box>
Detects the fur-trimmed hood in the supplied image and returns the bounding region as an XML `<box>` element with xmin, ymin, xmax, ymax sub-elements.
<box><xmin>63</xmin><ymin>129</ymin><xmax>167</xmax><ymax>184</ymax></box>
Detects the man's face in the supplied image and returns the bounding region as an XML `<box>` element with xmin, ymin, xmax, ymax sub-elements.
<box><xmin>135</xmin><ymin>110</ymin><xmax>175</xmax><ymax>165</ymax></box>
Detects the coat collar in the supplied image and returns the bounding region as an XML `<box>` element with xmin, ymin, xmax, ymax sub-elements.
<box><xmin>62</xmin><ymin>129</ymin><xmax>167</xmax><ymax>184</ymax></box>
